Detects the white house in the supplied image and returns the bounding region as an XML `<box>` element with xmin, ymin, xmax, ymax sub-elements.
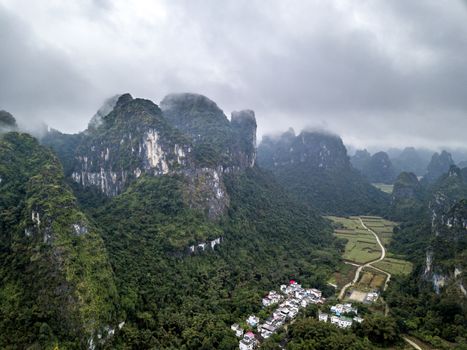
<box><xmin>246</xmin><ymin>315</ymin><xmax>259</xmax><ymax>327</ymax></box>
<box><xmin>330</xmin><ymin>315</ymin><xmax>340</xmax><ymax>325</ymax></box>
<box><xmin>260</xmin><ymin>323</ymin><xmax>275</xmax><ymax>339</ymax></box>
<box><xmin>338</xmin><ymin>317</ymin><xmax>353</xmax><ymax>329</ymax></box>
<box><xmin>239</xmin><ymin>331</ymin><xmax>257</xmax><ymax>350</ymax></box>
<box><xmin>318</xmin><ymin>313</ymin><xmax>329</xmax><ymax>322</ymax></box>
<box><xmin>231</xmin><ymin>323</ymin><xmax>244</xmax><ymax>338</ymax></box>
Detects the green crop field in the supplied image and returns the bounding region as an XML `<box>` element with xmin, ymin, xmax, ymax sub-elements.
<box><xmin>373</xmin><ymin>257</ymin><xmax>413</xmax><ymax>275</ymax></box>
<box><xmin>360</xmin><ymin>216</ymin><xmax>397</xmax><ymax>246</ymax></box>
<box><xmin>326</xmin><ymin>216</ymin><xmax>381</xmax><ymax>264</ymax></box>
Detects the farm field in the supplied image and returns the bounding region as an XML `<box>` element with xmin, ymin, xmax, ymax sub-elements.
<box><xmin>328</xmin><ymin>263</ymin><xmax>358</xmax><ymax>290</ymax></box>
<box><xmin>326</xmin><ymin>216</ymin><xmax>381</xmax><ymax>264</ymax></box>
<box><xmin>360</xmin><ymin>216</ymin><xmax>397</xmax><ymax>246</ymax></box>
<box><xmin>373</xmin><ymin>257</ymin><xmax>413</xmax><ymax>276</ymax></box>
<box><xmin>372</xmin><ymin>183</ymin><xmax>394</xmax><ymax>194</ymax></box>
<box><xmin>356</xmin><ymin>268</ymin><xmax>387</xmax><ymax>291</ymax></box>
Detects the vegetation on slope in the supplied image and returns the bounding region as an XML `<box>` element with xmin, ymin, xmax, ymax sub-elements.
<box><xmin>0</xmin><ymin>132</ymin><xmax>119</xmax><ymax>349</ymax></box>
<box><xmin>82</xmin><ymin>167</ymin><xmax>338</xmax><ymax>349</ymax></box>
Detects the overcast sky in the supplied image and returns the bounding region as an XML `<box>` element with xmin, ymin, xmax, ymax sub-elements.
<box><xmin>1</xmin><ymin>0</ymin><xmax>467</xmax><ymax>150</ymax></box>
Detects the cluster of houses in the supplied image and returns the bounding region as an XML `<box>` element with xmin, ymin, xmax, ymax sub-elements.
<box><xmin>318</xmin><ymin>303</ymin><xmax>363</xmax><ymax>329</ymax></box>
<box><xmin>231</xmin><ymin>281</ymin><xmax>325</xmax><ymax>349</ymax></box>
<box><xmin>188</xmin><ymin>237</ymin><xmax>222</xmax><ymax>254</ymax></box>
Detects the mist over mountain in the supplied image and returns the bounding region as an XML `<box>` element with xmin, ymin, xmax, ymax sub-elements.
<box><xmin>258</xmin><ymin>129</ymin><xmax>389</xmax><ymax>215</ymax></box>
<box><xmin>0</xmin><ymin>110</ymin><xmax>17</xmax><ymax>133</ymax></box>
<box><xmin>423</xmin><ymin>150</ymin><xmax>455</xmax><ymax>184</ymax></box>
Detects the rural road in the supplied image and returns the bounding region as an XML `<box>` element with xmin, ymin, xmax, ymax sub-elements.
<box><xmin>338</xmin><ymin>219</ymin><xmax>421</xmax><ymax>350</ymax></box>
<box><xmin>338</xmin><ymin>218</ymin><xmax>392</xmax><ymax>299</ymax></box>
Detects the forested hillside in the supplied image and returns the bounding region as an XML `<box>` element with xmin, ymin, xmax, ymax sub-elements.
<box><xmin>257</xmin><ymin>129</ymin><xmax>389</xmax><ymax>215</ymax></box>
<box><xmin>385</xmin><ymin>165</ymin><xmax>467</xmax><ymax>348</ymax></box>
<box><xmin>0</xmin><ymin>132</ymin><xmax>119</xmax><ymax>349</ymax></box>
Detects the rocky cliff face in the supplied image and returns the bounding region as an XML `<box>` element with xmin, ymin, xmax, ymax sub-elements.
<box><xmin>424</xmin><ymin>166</ymin><xmax>467</xmax><ymax>296</ymax></box>
<box><xmin>46</xmin><ymin>93</ymin><xmax>257</xmax><ymax>219</ymax></box>
<box><xmin>160</xmin><ymin>93</ymin><xmax>257</xmax><ymax>169</ymax></box>
<box><xmin>71</xmin><ymin>94</ymin><xmax>192</xmax><ymax>196</ymax></box>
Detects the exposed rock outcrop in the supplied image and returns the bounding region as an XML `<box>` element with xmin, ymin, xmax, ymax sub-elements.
<box><xmin>423</xmin><ymin>167</ymin><xmax>467</xmax><ymax>296</ymax></box>
<box><xmin>47</xmin><ymin>93</ymin><xmax>257</xmax><ymax>220</ymax></box>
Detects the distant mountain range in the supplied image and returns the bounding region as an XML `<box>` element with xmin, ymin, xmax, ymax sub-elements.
<box><xmin>257</xmin><ymin>129</ymin><xmax>390</xmax><ymax>215</ymax></box>
<box><xmin>350</xmin><ymin>146</ymin><xmax>466</xmax><ymax>184</ymax></box>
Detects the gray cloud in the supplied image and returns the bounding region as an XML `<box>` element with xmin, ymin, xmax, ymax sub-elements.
<box><xmin>0</xmin><ymin>0</ymin><xmax>466</xmax><ymax>150</ymax></box>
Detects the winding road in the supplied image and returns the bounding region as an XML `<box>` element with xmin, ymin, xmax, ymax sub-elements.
<box><xmin>337</xmin><ymin>217</ymin><xmax>422</xmax><ymax>350</ymax></box>
<box><xmin>338</xmin><ymin>217</ymin><xmax>391</xmax><ymax>299</ymax></box>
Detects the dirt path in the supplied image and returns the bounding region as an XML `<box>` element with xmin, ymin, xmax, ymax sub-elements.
<box><xmin>338</xmin><ymin>217</ymin><xmax>392</xmax><ymax>299</ymax></box>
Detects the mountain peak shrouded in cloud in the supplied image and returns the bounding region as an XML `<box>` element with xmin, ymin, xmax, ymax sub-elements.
<box><xmin>0</xmin><ymin>110</ymin><xmax>17</xmax><ymax>132</ymax></box>
<box><xmin>424</xmin><ymin>150</ymin><xmax>455</xmax><ymax>183</ymax></box>
<box><xmin>88</xmin><ymin>94</ymin><xmax>122</xmax><ymax>130</ymax></box>
<box><xmin>1</xmin><ymin>1</ymin><xmax>467</xmax><ymax>150</ymax></box>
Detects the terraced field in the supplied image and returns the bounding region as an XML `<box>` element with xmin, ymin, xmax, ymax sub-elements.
<box><xmin>360</xmin><ymin>216</ymin><xmax>397</xmax><ymax>246</ymax></box>
<box><xmin>327</xmin><ymin>216</ymin><xmax>381</xmax><ymax>264</ymax></box>
<box><xmin>356</xmin><ymin>268</ymin><xmax>387</xmax><ymax>291</ymax></box>
<box><xmin>327</xmin><ymin>215</ymin><xmax>413</xmax><ymax>301</ymax></box>
<box><xmin>373</xmin><ymin>257</ymin><xmax>413</xmax><ymax>276</ymax></box>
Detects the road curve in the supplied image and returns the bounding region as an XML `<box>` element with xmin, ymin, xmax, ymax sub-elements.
<box><xmin>338</xmin><ymin>217</ymin><xmax>392</xmax><ymax>299</ymax></box>
<box><xmin>338</xmin><ymin>220</ymin><xmax>421</xmax><ymax>350</ymax></box>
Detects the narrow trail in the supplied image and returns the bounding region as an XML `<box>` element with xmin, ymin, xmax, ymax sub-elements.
<box><xmin>338</xmin><ymin>217</ymin><xmax>392</xmax><ymax>299</ymax></box>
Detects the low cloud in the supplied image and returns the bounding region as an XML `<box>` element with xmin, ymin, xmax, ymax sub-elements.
<box><xmin>0</xmin><ymin>0</ymin><xmax>466</xmax><ymax>150</ymax></box>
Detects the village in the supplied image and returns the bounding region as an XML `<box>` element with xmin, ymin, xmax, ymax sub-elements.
<box><xmin>231</xmin><ymin>280</ymin><xmax>364</xmax><ymax>350</ymax></box>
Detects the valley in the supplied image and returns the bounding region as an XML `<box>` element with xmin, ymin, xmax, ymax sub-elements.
<box><xmin>326</xmin><ymin>215</ymin><xmax>412</xmax><ymax>302</ymax></box>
